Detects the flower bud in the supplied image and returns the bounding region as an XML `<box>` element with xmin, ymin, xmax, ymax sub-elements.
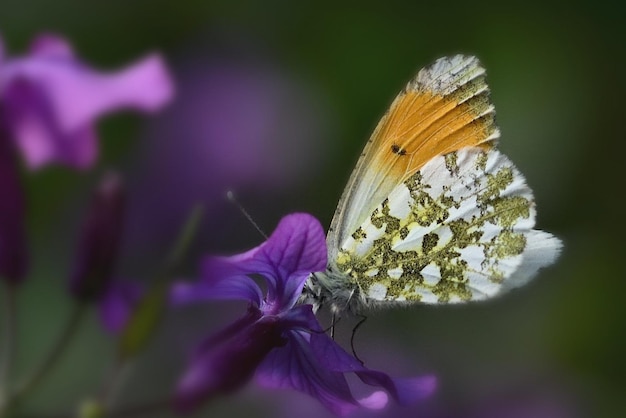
<box><xmin>0</xmin><ymin>114</ymin><xmax>28</xmax><ymax>285</ymax></box>
<box><xmin>69</xmin><ymin>172</ymin><xmax>125</xmax><ymax>301</ymax></box>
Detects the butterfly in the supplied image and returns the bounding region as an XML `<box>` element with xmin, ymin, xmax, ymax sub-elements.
<box><xmin>302</xmin><ymin>55</ymin><xmax>562</xmax><ymax>314</ymax></box>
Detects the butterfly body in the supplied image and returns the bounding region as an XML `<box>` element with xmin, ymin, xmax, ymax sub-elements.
<box><xmin>302</xmin><ymin>55</ymin><xmax>562</xmax><ymax>315</ymax></box>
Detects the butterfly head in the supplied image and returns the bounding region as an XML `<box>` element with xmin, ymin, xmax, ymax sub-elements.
<box><xmin>300</xmin><ymin>269</ymin><xmax>366</xmax><ymax>315</ymax></box>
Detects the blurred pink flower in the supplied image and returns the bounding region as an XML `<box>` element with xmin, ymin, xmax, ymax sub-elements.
<box><xmin>0</xmin><ymin>33</ymin><xmax>173</xmax><ymax>169</ymax></box>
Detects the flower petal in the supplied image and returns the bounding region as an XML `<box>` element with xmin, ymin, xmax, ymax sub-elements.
<box><xmin>28</xmin><ymin>34</ymin><xmax>74</xmax><ymax>59</ymax></box>
<box><xmin>42</xmin><ymin>53</ymin><xmax>174</xmax><ymax>132</ymax></box>
<box><xmin>356</xmin><ymin>390</ymin><xmax>388</xmax><ymax>410</ymax></box>
<box><xmin>175</xmin><ymin>315</ymin><xmax>284</xmax><ymax>414</ymax></box>
<box><xmin>2</xmin><ymin>77</ymin><xmax>98</xmax><ymax>168</ymax></box>
<box><xmin>170</xmin><ymin>274</ymin><xmax>263</xmax><ymax>306</ymax></box>
<box><xmin>256</xmin><ymin>305</ymin><xmax>393</xmax><ymax>415</ymax></box>
<box><xmin>171</xmin><ymin>240</ymin><xmax>266</xmax><ymax>306</ymax></box>
<box><xmin>185</xmin><ymin>213</ymin><xmax>326</xmax><ymax>310</ymax></box>
<box><xmin>306</xmin><ymin>310</ymin><xmax>437</xmax><ymax>406</ymax></box>
<box><xmin>1</xmin><ymin>35</ymin><xmax>174</xmax><ymax>169</ymax></box>
<box><xmin>98</xmin><ymin>280</ymin><xmax>143</xmax><ymax>334</ymax></box>
<box><xmin>256</xmin><ymin>330</ymin><xmax>360</xmax><ymax>416</ymax></box>
<box><xmin>255</xmin><ymin>213</ymin><xmax>327</xmax><ymax>310</ymax></box>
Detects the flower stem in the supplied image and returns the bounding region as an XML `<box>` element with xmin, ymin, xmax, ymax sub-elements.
<box><xmin>163</xmin><ymin>204</ymin><xmax>204</xmax><ymax>275</ymax></box>
<box><xmin>104</xmin><ymin>205</ymin><xmax>204</xmax><ymax>407</ymax></box>
<box><xmin>6</xmin><ymin>302</ymin><xmax>87</xmax><ymax>412</ymax></box>
<box><xmin>0</xmin><ymin>282</ymin><xmax>17</xmax><ymax>406</ymax></box>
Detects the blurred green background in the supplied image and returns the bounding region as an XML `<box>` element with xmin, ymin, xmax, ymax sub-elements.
<box><xmin>0</xmin><ymin>0</ymin><xmax>624</xmax><ymax>417</ymax></box>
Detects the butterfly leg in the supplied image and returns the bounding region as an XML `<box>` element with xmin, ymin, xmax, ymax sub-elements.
<box><xmin>351</xmin><ymin>315</ymin><xmax>368</xmax><ymax>365</ymax></box>
<box><xmin>311</xmin><ymin>316</ymin><xmax>341</xmax><ymax>336</ymax></box>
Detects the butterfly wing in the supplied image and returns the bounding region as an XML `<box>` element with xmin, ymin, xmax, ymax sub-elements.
<box><xmin>327</xmin><ymin>55</ymin><xmax>500</xmax><ymax>262</ymax></box>
<box><xmin>325</xmin><ymin>55</ymin><xmax>561</xmax><ymax>308</ymax></box>
<box><xmin>335</xmin><ymin>147</ymin><xmax>562</xmax><ymax>304</ymax></box>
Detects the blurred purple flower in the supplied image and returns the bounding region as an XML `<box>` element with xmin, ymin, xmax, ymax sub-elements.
<box><xmin>123</xmin><ymin>47</ymin><xmax>331</xmax><ymax>258</ymax></box>
<box><xmin>0</xmin><ymin>33</ymin><xmax>173</xmax><ymax>169</ymax></box>
<box><xmin>69</xmin><ymin>172</ymin><xmax>125</xmax><ymax>301</ymax></box>
<box><xmin>0</xmin><ymin>114</ymin><xmax>27</xmax><ymax>284</ymax></box>
<box><xmin>98</xmin><ymin>280</ymin><xmax>144</xmax><ymax>334</ymax></box>
<box><xmin>171</xmin><ymin>213</ymin><xmax>436</xmax><ymax>415</ymax></box>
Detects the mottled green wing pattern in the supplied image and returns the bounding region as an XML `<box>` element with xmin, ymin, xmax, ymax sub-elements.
<box><xmin>333</xmin><ymin>147</ymin><xmax>561</xmax><ymax>305</ymax></box>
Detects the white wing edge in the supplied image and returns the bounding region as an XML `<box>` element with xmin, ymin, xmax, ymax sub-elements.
<box><xmin>501</xmin><ymin>230</ymin><xmax>563</xmax><ymax>292</ymax></box>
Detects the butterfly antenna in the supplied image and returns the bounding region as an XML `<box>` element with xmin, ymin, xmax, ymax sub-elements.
<box><xmin>226</xmin><ymin>190</ymin><xmax>268</xmax><ymax>239</ymax></box>
<box><xmin>351</xmin><ymin>315</ymin><xmax>368</xmax><ymax>365</ymax></box>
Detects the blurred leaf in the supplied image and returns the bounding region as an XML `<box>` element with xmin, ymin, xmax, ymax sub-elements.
<box><xmin>117</xmin><ymin>205</ymin><xmax>204</xmax><ymax>359</ymax></box>
<box><xmin>117</xmin><ymin>279</ymin><xmax>168</xmax><ymax>360</ymax></box>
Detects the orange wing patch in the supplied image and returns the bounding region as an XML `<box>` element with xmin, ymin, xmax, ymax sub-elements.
<box><xmin>327</xmin><ymin>55</ymin><xmax>501</xmax><ymax>255</ymax></box>
<box><xmin>369</xmin><ymin>82</ymin><xmax>498</xmax><ymax>182</ymax></box>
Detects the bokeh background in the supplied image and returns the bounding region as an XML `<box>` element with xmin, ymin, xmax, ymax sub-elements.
<box><xmin>0</xmin><ymin>0</ymin><xmax>624</xmax><ymax>417</ymax></box>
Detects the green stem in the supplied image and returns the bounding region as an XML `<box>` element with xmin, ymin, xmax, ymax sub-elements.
<box><xmin>164</xmin><ymin>204</ymin><xmax>204</xmax><ymax>275</ymax></box>
<box><xmin>105</xmin><ymin>205</ymin><xmax>204</xmax><ymax>406</ymax></box>
<box><xmin>5</xmin><ymin>302</ymin><xmax>87</xmax><ymax>413</ymax></box>
<box><xmin>0</xmin><ymin>282</ymin><xmax>17</xmax><ymax>405</ymax></box>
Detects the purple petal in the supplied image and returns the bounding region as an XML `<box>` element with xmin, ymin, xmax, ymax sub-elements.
<box><xmin>256</xmin><ymin>330</ymin><xmax>360</xmax><ymax>416</ymax></box>
<box><xmin>171</xmin><ymin>240</ymin><xmax>267</xmax><ymax>306</ymax></box>
<box><xmin>170</xmin><ymin>274</ymin><xmax>263</xmax><ymax>306</ymax></box>
<box><xmin>98</xmin><ymin>280</ymin><xmax>143</xmax><ymax>334</ymax></box>
<box><xmin>41</xmin><ymin>53</ymin><xmax>174</xmax><ymax>132</ymax></box>
<box><xmin>198</xmin><ymin>244</ymin><xmax>264</xmax><ymax>286</ymax></box>
<box><xmin>1</xmin><ymin>35</ymin><xmax>173</xmax><ymax>169</ymax></box>
<box><xmin>309</xmin><ymin>329</ymin><xmax>437</xmax><ymax>405</ymax></box>
<box><xmin>356</xmin><ymin>391</ymin><xmax>388</xmax><ymax>410</ymax></box>
<box><xmin>191</xmin><ymin>213</ymin><xmax>326</xmax><ymax>311</ymax></box>
<box><xmin>277</xmin><ymin>305</ymin><xmax>330</xmax><ymax>335</ymax></box>
<box><xmin>255</xmin><ymin>213</ymin><xmax>327</xmax><ymax>310</ymax></box>
<box><xmin>2</xmin><ymin>77</ymin><xmax>98</xmax><ymax>169</ymax></box>
<box><xmin>260</xmin><ymin>213</ymin><xmax>327</xmax><ymax>280</ymax></box>
<box><xmin>175</xmin><ymin>315</ymin><xmax>285</xmax><ymax>414</ymax></box>
<box><xmin>355</xmin><ymin>373</ymin><xmax>437</xmax><ymax>406</ymax></box>
<box><xmin>173</xmin><ymin>244</ymin><xmax>266</xmax><ymax>306</ymax></box>
<box><xmin>28</xmin><ymin>34</ymin><xmax>74</xmax><ymax>59</ymax></box>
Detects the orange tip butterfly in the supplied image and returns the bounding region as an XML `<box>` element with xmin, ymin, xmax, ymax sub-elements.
<box><xmin>302</xmin><ymin>55</ymin><xmax>562</xmax><ymax>314</ymax></box>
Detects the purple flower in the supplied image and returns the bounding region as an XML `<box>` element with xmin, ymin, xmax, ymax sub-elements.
<box><xmin>0</xmin><ymin>115</ymin><xmax>27</xmax><ymax>284</ymax></box>
<box><xmin>172</xmin><ymin>213</ymin><xmax>436</xmax><ymax>415</ymax></box>
<box><xmin>0</xmin><ymin>33</ymin><xmax>173</xmax><ymax>169</ymax></box>
<box><xmin>98</xmin><ymin>280</ymin><xmax>144</xmax><ymax>334</ymax></box>
<box><xmin>69</xmin><ymin>172</ymin><xmax>125</xmax><ymax>301</ymax></box>
<box><xmin>122</xmin><ymin>47</ymin><xmax>330</xmax><ymax>264</ymax></box>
